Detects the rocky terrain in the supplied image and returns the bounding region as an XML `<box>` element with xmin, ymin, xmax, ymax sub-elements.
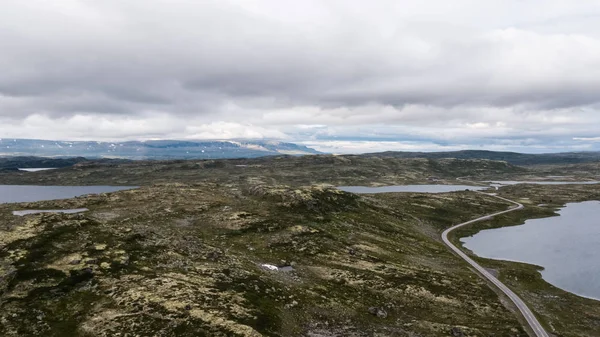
<box><xmin>365</xmin><ymin>150</ymin><xmax>600</xmax><ymax>166</ymax></box>
<box><xmin>0</xmin><ymin>155</ymin><xmax>531</xmax><ymax>187</ymax></box>
<box><xmin>0</xmin><ymin>186</ymin><xmax>524</xmax><ymax>336</ymax></box>
<box><xmin>0</xmin><ymin>155</ymin><xmax>599</xmax><ymax>336</ymax></box>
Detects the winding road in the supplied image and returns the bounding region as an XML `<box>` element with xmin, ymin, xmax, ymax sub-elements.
<box><xmin>441</xmin><ymin>193</ymin><xmax>550</xmax><ymax>337</ymax></box>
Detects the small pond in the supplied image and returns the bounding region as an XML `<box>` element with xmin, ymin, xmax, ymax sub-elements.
<box><xmin>461</xmin><ymin>201</ymin><xmax>600</xmax><ymax>300</ymax></box>
<box><xmin>0</xmin><ymin>185</ymin><xmax>137</xmax><ymax>204</ymax></box>
<box><xmin>13</xmin><ymin>208</ymin><xmax>89</xmax><ymax>216</ymax></box>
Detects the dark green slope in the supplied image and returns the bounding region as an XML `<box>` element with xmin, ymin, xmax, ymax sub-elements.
<box><xmin>363</xmin><ymin>150</ymin><xmax>600</xmax><ymax>166</ymax></box>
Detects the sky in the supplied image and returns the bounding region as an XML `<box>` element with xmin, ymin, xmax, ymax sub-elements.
<box><xmin>1</xmin><ymin>0</ymin><xmax>600</xmax><ymax>154</ymax></box>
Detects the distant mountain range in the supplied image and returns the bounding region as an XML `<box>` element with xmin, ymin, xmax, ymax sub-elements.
<box><xmin>1</xmin><ymin>139</ymin><xmax>599</xmax><ymax>166</ymax></box>
<box><xmin>0</xmin><ymin>139</ymin><xmax>321</xmax><ymax>160</ymax></box>
<box><xmin>364</xmin><ymin>150</ymin><xmax>600</xmax><ymax>166</ymax></box>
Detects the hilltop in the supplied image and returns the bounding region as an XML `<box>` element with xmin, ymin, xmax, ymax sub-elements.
<box><xmin>363</xmin><ymin>150</ymin><xmax>600</xmax><ymax>166</ymax></box>
<box><xmin>0</xmin><ymin>155</ymin><xmax>528</xmax><ymax>186</ymax></box>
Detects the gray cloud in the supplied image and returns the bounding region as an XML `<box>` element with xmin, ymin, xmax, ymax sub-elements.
<box><xmin>1</xmin><ymin>0</ymin><xmax>600</xmax><ymax>151</ymax></box>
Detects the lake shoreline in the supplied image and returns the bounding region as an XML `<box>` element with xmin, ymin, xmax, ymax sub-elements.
<box><xmin>459</xmin><ymin>201</ymin><xmax>600</xmax><ymax>301</ymax></box>
<box><xmin>445</xmin><ymin>187</ymin><xmax>600</xmax><ymax>336</ymax></box>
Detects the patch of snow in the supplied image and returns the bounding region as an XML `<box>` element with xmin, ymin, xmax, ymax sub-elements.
<box><xmin>18</xmin><ymin>168</ymin><xmax>58</xmax><ymax>172</ymax></box>
<box><xmin>260</xmin><ymin>263</ymin><xmax>294</xmax><ymax>272</ymax></box>
<box><xmin>261</xmin><ymin>264</ymin><xmax>279</xmax><ymax>271</ymax></box>
<box><xmin>242</xmin><ymin>143</ymin><xmax>270</xmax><ymax>152</ymax></box>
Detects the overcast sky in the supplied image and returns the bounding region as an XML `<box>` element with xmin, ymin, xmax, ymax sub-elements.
<box><xmin>1</xmin><ymin>0</ymin><xmax>600</xmax><ymax>153</ymax></box>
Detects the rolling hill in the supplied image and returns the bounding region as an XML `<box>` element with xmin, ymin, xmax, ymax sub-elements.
<box><xmin>363</xmin><ymin>150</ymin><xmax>600</xmax><ymax>166</ymax></box>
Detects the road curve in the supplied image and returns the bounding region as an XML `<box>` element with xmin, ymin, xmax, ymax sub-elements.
<box><xmin>441</xmin><ymin>194</ymin><xmax>550</xmax><ymax>337</ymax></box>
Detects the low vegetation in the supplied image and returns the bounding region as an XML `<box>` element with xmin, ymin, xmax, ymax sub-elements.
<box><xmin>0</xmin><ymin>155</ymin><xmax>598</xmax><ymax>336</ymax></box>
<box><xmin>449</xmin><ymin>184</ymin><xmax>600</xmax><ymax>337</ymax></box>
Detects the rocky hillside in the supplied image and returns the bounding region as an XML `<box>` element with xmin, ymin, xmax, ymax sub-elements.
<box><xmin>0</xmin><ymin>183</ymin><xmax>526</xmax><ymax>336</ymax></box>
<box><xmin>0</xmin><ymin>155</ymin><xmax>528</xmax><ymax>186</ymax></box>
<box><xmin>365</xmin><ymin>150</ymin><xmax>600</xmax><ymax>166</ymax></box>
<box><xmin>0</xmin><ymin>156</ymin><xmax>89</xmax><ymax>171</ymax></box>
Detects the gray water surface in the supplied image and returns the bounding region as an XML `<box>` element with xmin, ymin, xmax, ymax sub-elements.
<box><xmin>13</xmin><ymin>208</ymin><xmax>89</xmax><ymax>216</ymax></box>
<box><xmin>489</xmin><ymin>180</ymin><xmax>599</xmax><ymax>185</ymax></box>
<box><xmin>0</xmin><ymin>185</ymin><xmax>136</xmax><ymax>204</ymax></box>
<box><xmin>338</xmin><ymin>185</ymin><xmax>487</xmax><ymax>194</ymax></box>
<box><xmin>462</xmin><ymin>201</ymin><xmax>600</xmax><ymax>300</ymax></box>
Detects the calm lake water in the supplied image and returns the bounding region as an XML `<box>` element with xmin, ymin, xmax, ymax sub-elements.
<box><xmin>462</xmin><ymin>201</ymin><xmax>600</xmax><ymax>300</ymax></box>
<box><xmin>338</xmin><ymin>185</ymin><xmax>487</xmax><ymax>194</ymax></box>
<box><xmin>13</xmin><ymin>208</ymin><xmax>89</xmax><ymax>216</ymax></box>
<box><xmin>0</xmin><ymin>185</ymin><xmax>136</xmax><ymax>204</ymax></box>
<box><xmin>489</xmin><ymin>181</ymin><xmax>599</xmax><ymax>185</ymax></box>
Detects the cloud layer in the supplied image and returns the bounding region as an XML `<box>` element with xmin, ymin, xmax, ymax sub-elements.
<box><xmin>1</xmin><ymin>0</ymin><xmax>600</xmax><ymax>152</ymax></box>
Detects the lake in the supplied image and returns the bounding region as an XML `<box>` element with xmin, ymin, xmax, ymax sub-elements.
<box><xmin>0</xmin><ymin>185</ymin><xmax>136</xmax><ymax>204</ymax></box>
<box><xmin>489</xmin><ymin>180</ymin><xmax>599</xmax><ymax>185</ymax></box>
<box><xmin>461</xmin><ymin>201</ymin><xmax>600</xmax><ymax>300</ymax></box>
<box><xmin>13</xmin><ymin>208</ymin><xmax>89</xmax><ymax>216</ymax></box>
<box><xmin>337</xmin><ymin>185</ymin><xmax>487</xmax><ymax>194</ymax></box>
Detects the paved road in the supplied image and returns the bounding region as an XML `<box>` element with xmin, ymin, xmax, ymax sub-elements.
<box><xmin>441</xmin><ymin>193</ymin><xmax>550</xmax><ymax>337</ymax></box>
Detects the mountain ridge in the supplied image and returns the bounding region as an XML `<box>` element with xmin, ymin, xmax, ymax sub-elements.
<box><xmin>2</xmin><ymin>138</ymin><xmax>600</xmax><ymax>166</ymax></box>
<box><xmin>362</xmin><ymin>149</ymin><xmax>600</xmax><ymax>165</ymax></box>
<box><xmin>0</xmin><ymin>138</ymin><xmax>321</xmax><ymax>160</ymax></box>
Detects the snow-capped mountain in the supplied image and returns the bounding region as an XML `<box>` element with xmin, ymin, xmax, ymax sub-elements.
<box><xmin>0</xmin><ymin>139</ymin><xmax>321</xmax><ymax>159</ymax></box>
